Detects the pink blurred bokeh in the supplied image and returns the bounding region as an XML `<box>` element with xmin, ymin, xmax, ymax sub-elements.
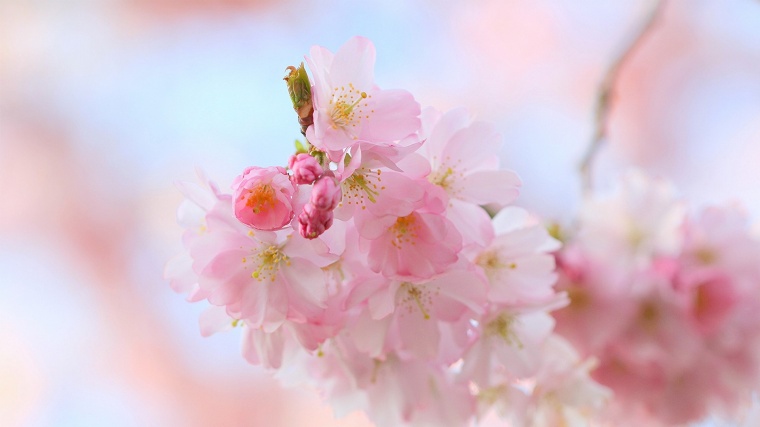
<box><xmin>1</xmin><ymin>0</ymin><xmax>758</xmax><ymax>425</ymax></box>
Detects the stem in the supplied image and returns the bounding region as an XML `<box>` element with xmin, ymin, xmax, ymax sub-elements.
<box><xmin>579</xmin><ymin>0</ymin><xmax>668</xmax><ymax>194</ymax></box>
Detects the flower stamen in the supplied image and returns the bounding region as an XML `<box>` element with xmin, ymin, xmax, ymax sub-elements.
<box><xmin>244</xmin><ymin>184</ymin><xmax>276</xmax><ymax>214</ymax></box>
<box><xmin>390</xmin><ymin>215</ymin><xmax>419</xmax><ymax>249</ymax></box>
<box><xmin>485</xmin><ymin>314</ymin><xmax>522</xmax><ymax>347</ymax></box>
<box><xmin>244</xmin><ymin>245</ymin><xmax>290</xmax><ymax>282</ymax></box>
<box><xmin>329</xmin><ymin>83</ymin><xmax>369</xmax><ymax>132</ymax></box>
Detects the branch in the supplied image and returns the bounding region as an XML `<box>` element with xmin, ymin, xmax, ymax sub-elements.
<box><xmin>579</xmin><ymin>0</ymin><xmax>668</xmax><ymax>194</ymax></box>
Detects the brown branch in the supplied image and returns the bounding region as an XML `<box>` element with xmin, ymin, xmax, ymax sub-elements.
<box><xmin>579</xmin><ymin>0</ymin><xmax>669</xmax><ymax>194</ymax></box>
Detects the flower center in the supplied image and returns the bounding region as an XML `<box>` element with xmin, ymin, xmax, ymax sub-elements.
<box><xmin>428</xmin><ymin>156</ymin><xmax>464</xmax><ymax>197</ymax></box>
<box><xmin>399</xmin><ymin>282</ymin><xmax>433</xmax><ymax>319</ymax></box>
<box><xmin>694</xmin><ymin>247</ymin><xmax>717</xmax><ymax>264</ymax></box>
<box><xmin>484</xmin><ymin>314</ymin><xmax>522</xmax><ymax>347</ymax></box>
<box><xmin>638</xmin><ymin>300</ymin><xmax>660</xmax><ymax>332</ymax></box>
<box><xmin>242</xmin><ymin>244</ymin><xmax>290</xmax><ymax>282</ymax></box>
<box><xmin>430</xmin><ymin>166</ymin><xmax>455</xmax><ymax>188</ymax></box>
<box><xmin>390</xmin><ymin>214</ymin><xmax>419</xmax><ymax>249</ymax></box>
<box><xmin>244</xmin><ymin>184</ymin><xmax>276</xmax><ymax>214</ymax></box>
<box><xmin>340</xmin><ymin>168</ymin><xmax>384</xmax><ymax>209</ymax></box>
<box><xmin>475</xmin><ymin>249</ymin><xmax>517</xmax><ymax>280</ymax></box>
<box><xmin>329</xmin><ymin>83</ymin><xmax>370</xmax><ymax>133</ymax></box>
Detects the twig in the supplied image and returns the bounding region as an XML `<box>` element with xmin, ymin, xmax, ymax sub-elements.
<box><xmin>579</xmin><ymin>0</ymin><xmax>668</xmax><ymax>194</ymax></box>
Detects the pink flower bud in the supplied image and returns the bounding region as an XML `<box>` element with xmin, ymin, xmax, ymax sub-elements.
<box><xmin>232</xmin><ymin>166</ymin><xmax>296</xmax><ymax>231</ymax></box>
<box><xmin>288</xmin><ymin>153</ymin><xmax>323</xmax><ymax>185</ymax></box>
<box><xmin>310</xmin><ymin>175</ymin><xmax>342</xmax><ymax>211</ymax></box>
<box><xmin>298</xmin><ymin>203</ymin><xmax>334</xmax><ymax>239</ymax></box>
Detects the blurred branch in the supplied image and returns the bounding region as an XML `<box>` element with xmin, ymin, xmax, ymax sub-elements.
<box><xmin>579</xmin><ymin>0</ymin><xmax>668</xmax><ymax>194</ymax></box>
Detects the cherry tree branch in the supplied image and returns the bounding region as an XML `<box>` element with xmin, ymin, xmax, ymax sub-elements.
<box><xmin>579</xmin><ymin>0</ymin><xmax>668</xmax><ymax>194</ymax></box>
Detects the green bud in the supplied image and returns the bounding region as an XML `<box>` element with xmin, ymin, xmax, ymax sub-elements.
<box><xmin>284</xmin><ymin>63</ymin><xmax>313</xmax><ymax>120</ymax></box>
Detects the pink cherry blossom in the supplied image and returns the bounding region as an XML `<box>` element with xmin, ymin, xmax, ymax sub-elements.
<box><xmin>474</xmin><ymin>207</ymin><xmax>562</xmax><ymax>307</ymax></box>
<box><xmin>521</xmin><ymin>335</ymin><xmax>611</xmax><ymax>427</ymax></box>
<box><xmin>305</xmin><ymin>336</ymin><xmax>476</xmax><ymax>427</ymax></box>
<box><xmin>334</xmin><ymin>156</ymin><xmax>427</xmax><ymax>223</ymax></box>
<box><xmin>576</xmin><ymin>170</ymin><xmax>685</xmax><ymax>270</ymax></box>
<box><xmin>347</xmin><ymin>269</ymin><xmax>488</xmax><ymax>361</ymax></box>
<box><xmin>189</xmin><ymin>199</ymin><xmax>337</xmax><ymax>332</ymax></box>
<box><xmin>305</xmin><ymin>36</ymin><xmax>421</xmax><ymax>158</ymax></box>
<box><xmin>462</xmin><ymin>333</ymin><xmax>610</xmax><ymax>427</ymax></box>
<box><xmin>361</xmin><ymin>208</ymin><xmax>462</xmax><ymax>280</ymax></box>
<box><xmin>417</xmin><ymin>107</ymin><xmax>522</xmax><ymax>247</ymax></box>
<box><xmin>419</xmin><ymin>107</ymin><xmax>521</xmax><ymax>208</ymax></box>
<box><xmin>232</xmin><ymin>165</ymin><xmax>296</xmax><ymax>231</ymax></box>
<box><xmin>160</xmin><ymin>37</ymin><xmax>760</xmax><ymax>427</ymax></box>
<box><xmin>461</xmin><ymin>310</ymin><xmax>557</xmax><ymax>385</ymax></box>
<box><xmin>165</xmin><ymin>173</ymin><xmax>228</xmax><ymax>302</ymax></box>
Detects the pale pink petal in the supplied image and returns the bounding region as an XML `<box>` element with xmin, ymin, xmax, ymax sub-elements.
<box><xmin>164</xmin><ymin>252</ymin><xmax>198</xmax><ymax>295</ymax></box>
<box><xmin>305</xmin><ymin>45</ymin><xmax>334</xmax><ymax>101</ymax></box>
<box><xmin>199</xmin><ymin>305</ymin><xmax>234</xmax><ymax>337</ymax></box>
<box><xmin>349</xmin><ymin>311</ymin><xmax>390</xmax><ymax>357</ymax></box>
<box><xmin>431</xmin><ymin>270</ymin><xmax>488</xmax><ymax>315</ymax></box>
<box><xmin>329</xmin><ymin>36</ymin><xmax>375</xmax><ymax>89</ymax></box>
<box><xmin>368</xmin><ymin>280</ymin><xmax>397</xmax><ymax>319</ymax></box>
<box><xmin>491</xmin><ymin>206</ymin><xmax>531</xmax><ymax>234</ymax></box>
<box><xmin>262</xmin><ymin>283</ymin><xmax>288</xmax><ymax>333</ymax></box>
<box><xmin>458</xmin><ymin>169</ymin><xmax>521</xmax><ymax>206</ymax></box>
<box><xmin>421</xmin><ymin>107</ymin><xmax>469</xmax><ymax>160</ymax></box>
<box><xmin>440</xmin><ymin>121</ymin><xmax>501</xmax><ymax>172</ymax></box>
<box><xmin>282</xmin><ymin>258</ymin><xmax>328</xmax><ymax>313</ymax></box>
<box><xmin>397</xmin><ymin>308</ymin><xmax>440</xmax><ymax>360</ymax></box>
<box><xmin>175</xmin><ymin>180</ymin><xmax>218</xmax><ymax>212</ymax></box>
<box><xmin>359</xmin><ymin>89</ymin><xmax>421</xmax><ymax>143</ymax></box>
<box><xmin>447</xmin><ymin>199</ymin><xmax>494</xmax><ymax>248</ymax></box>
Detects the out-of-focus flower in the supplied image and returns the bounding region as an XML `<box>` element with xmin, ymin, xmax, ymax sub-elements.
<box><xmin>553</xmin><ymin>171</ymin><xmax>760</xmax><ymax>426</ymax></box>
<box><xmin>575</xmin><ymin>170</ymin><xmax>685</xmax><ymax>270</ymax></box>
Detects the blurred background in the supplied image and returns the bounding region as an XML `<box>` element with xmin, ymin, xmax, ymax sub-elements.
<box><xmin>1</xmin><ymin>0</ymin><xmax>759</xmax><ymax>425</ymax></box>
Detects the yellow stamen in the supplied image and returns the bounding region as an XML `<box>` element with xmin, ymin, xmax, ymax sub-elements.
<box><xmin>390</xmin><ymin>215</ymin><xmax>419</xmax><ymax>249</ymax></box>
<box><xmin>329</xmin><ymin>83</ymin><xmax>370</xmax><ymax>130</ymax></box>
<box><xmin>244</xmin><ymin>184</ymin><xmax>276</xmax><ymax>214</ymax></box>
<box><xmin>400</xmin><ymin>282</ymin><xmax>433</xmax><ymax>320</ymax></box>
<box><xmin>246</xmin><ymin>245</ymin><xmax>290</xmax><ymax>282</ymax></box>
<box><xmin>485</xmin><ymin>314</ymin><xmax>522</xmax><ymax>348</ymax></box>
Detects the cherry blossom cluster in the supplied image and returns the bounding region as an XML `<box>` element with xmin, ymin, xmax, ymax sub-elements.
<box><xmin>553</xmin><ymin>171</ymin><xmax>760</xmax><ymax>426</ymax></box>
<box><xmin>165</xmin><ymin>36</ymin><xmax>610</xmax><ymax>426</ymax></box>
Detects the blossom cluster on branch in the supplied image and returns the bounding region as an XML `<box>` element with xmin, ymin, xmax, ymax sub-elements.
<box><xmin>165</xmin><ymin>36</ymin><xmax>760</xmax><ymax>427</ymax></box>
<box><xmin>165</xmin><ymin>36</ymin><xmax>610</xmax><ymax>426</ymax></box>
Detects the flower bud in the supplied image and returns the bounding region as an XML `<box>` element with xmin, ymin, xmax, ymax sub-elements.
<box><xmin>284</xmin><ymin>63</ymin><xmax>314</xmax><ymax>135</ymax></box>
<box><xmin>298</xmin><ymin>203</ymin><xmax>334</xmax><ymax>239</ymax></box>
<box><xmin>311</xmin><ymin>175</ymin><xmax>342</xmax><ymax>211</ymax></box>
<box><xmin>288</xmin><ymin>153</ymin><xmax>323</xmax><ymax>185</ymax></box>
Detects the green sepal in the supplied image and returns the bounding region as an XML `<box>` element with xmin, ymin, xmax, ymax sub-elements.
<box><xmin>285</xmin><ymin>63</ymin><xmax>312</xmax><ymax>114</ymax></box>
<box><xmin>294</xmin><ymin>139</ymin><xmax>308</xmax><ymax>154</ymax></box>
